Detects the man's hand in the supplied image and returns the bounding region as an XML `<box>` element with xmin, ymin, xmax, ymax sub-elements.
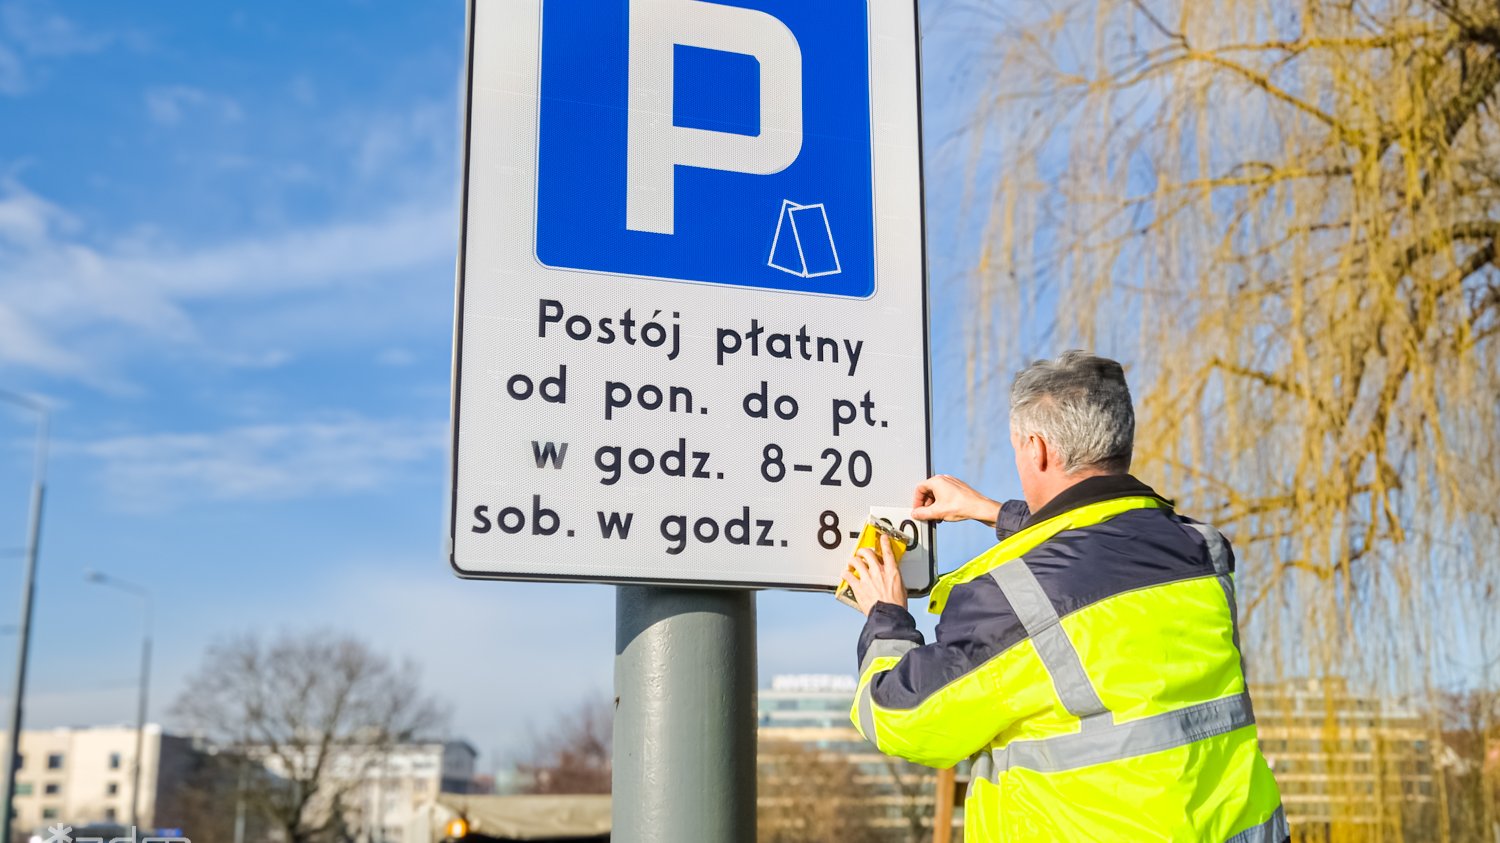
<box><xmin>846</xmin><ymin>534</ymin><xmax>907</xmax><ymax>616</ymax></box>
<box><xmin>912</xmin><ymin>474</ymin><xmax>1000</xmax><ymax>525</ymax></box>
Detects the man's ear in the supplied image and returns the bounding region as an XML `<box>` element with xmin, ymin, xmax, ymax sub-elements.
<box><xmin>1032</xmin><ymin>435</ymin><xmax>1051</xmax><ymax>474</ymax></box>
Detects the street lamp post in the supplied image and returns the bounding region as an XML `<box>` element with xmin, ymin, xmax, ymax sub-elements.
<box><xmin>0</xmin><ymin>390</ymin><xmax>48</xmax><ymax>843</ymax></box>
<box><xmin>85</xmin><ymin>570</ymin><xmax>153</xmax><ymax>834</ymax></box>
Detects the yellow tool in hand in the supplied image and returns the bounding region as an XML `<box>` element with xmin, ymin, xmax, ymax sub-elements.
<box><xmin>836</xmin><ymin>516</ymin><xmax>909</xmax><ymax>610</ymax></box>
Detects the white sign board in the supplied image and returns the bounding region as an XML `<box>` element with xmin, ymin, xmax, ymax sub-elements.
<box><xmin>449</xmin><ymin>0</ymin><xmax>933</xmax><ymax>590</ymax></box>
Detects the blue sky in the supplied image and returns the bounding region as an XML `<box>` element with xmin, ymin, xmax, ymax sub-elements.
<box><xmin>0</xmin><ymin>0</ymin><xmax>1019</xmax><ymax>773</ymax></box>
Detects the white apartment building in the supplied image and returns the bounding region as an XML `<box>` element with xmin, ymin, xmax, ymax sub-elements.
<box><xmin>345</xmin><ymin>742</ymin><xmax>477</xmax><ymax>843</ymax></box>
<box><xmin>4</xmin><ymin>725</ymin><xmax>195</xmax><ymax>836</ymax></box>
<box><xmin>252</xmin><ymin>741</ymin><xmax>477</xmax><ymax>843</ymax></box>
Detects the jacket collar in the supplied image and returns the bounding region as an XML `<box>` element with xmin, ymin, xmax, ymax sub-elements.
<box><xmin>934</xmin><ymin>490</ymin><xmax>1172</xmax><ymax>614</ymax></box>
<box><xmin>998</xmin><ymin>474</ymin><xmax>1172</xmax><ymax>539</ymax></box>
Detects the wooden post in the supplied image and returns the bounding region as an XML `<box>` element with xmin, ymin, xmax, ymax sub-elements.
<box><xmin>932</xmin><ymin>767</ymin><xmax>956</xmax><ymax>843</ymax></box>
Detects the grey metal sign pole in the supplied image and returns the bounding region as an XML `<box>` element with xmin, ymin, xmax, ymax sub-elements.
<box><xmin>613</xmin><ymin>586</ymin><xmax>756</xmax><ymax>842</ymax></box>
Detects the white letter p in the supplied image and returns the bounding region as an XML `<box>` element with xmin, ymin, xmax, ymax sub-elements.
<box><xmin>626</xmin><ymin>0</ymin><xmax>803</xmax><ymax>235</ymax></box>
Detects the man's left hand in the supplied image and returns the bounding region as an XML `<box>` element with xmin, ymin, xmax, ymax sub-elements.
<box><xmin>846</xmin><ymin>534</ymin><xmax>907</xmax><ymax>616</ymax></box>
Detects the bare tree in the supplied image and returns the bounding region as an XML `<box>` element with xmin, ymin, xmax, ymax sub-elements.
<box><xmin>514</xmin><ymin>696</ymin><xmax>611</xmax><ymax>795</ymax></box>
<box><xmin>173</xmin><ymin>631</ymin><xmax>446</xmax><ymax>843</ymax></box>
<box><xmin>1440</xmin><ymin>687</ymin><xmax>1500</xmax><ymax>840</ymax></box>
<box><xmin>878</xmin><ymin>756</ymin><xmax>936</xmax><ymax>843</ymax></box>
<box><xmin>172</xmin><ymin>749</ymin><xmax>272</xmax><ymax>843</ymax></box>
<box><xmin>945</xmin><ymin>0</ymin><xmax>1500</xmax><ymax>837</ymax></box>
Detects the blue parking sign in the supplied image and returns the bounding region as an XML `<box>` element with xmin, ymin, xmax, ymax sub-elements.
<box><xmin>535</xmin><ymin>0</ymin><xmax>876</xmax><ymax>298</ymax></box>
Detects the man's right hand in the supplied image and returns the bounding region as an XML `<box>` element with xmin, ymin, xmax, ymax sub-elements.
<box><xmin>912</xmin><ymin>475</ymin><xmax>1000</xmax><ymax>526</ymax></box>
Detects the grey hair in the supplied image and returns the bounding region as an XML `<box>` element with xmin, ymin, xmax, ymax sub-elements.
<box><xmin>1009</xmin><ymin>350</ymin><xmax>1135</xmax><ymax>474</ymax></box>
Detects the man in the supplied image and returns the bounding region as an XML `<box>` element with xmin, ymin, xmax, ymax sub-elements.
<box><xmin>844</xmin><ymin>351</ymin><xmax>1286</xmax><ymax>842</ymax></box>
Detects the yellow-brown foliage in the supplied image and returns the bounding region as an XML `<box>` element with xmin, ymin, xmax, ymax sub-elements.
<box><xmin>957</xmin><ymin>0</ymin><xmax>1500</xmax><ymax>838</ymax></box>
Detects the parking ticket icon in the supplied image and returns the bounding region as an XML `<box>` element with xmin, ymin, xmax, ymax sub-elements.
<box><xmin>768</xmin><ymin>200</ymin><xmax>841</xmax><ymax>279</ymax></box>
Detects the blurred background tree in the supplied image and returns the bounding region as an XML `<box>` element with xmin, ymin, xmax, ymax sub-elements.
<box><xmin>513</xmin><ymin>696</ymin><xmax>612</xmax><ymax>795</ymax></box>
<box><xmin>173</xmin><ymin>631</ymin><xmax>446</xmax><ymax>843</ymax></box>
<box><xmin>756</xmin><ymin>740</ymin><xmax>886</xmax><ymax>843</ymax></box>
<box><xmin>954</xmin><ymin>0</ymin><xmax>1500</xmax><ymax>838</ymax></box>
<box><xmin>173</xmin><ymin>748</ymin><xmax>276</xmax><ymax>843</ymax></box>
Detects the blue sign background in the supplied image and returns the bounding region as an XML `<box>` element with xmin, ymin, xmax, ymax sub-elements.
<box><xmin>535</xmin><ymin>0</ymin><xmax>875</xmax><ymax>298</ymax></box>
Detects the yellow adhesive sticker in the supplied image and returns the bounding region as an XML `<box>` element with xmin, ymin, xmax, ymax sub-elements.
<box><xmin>836</xmin><ymin>516</ymin><xmax>909</xmax><ymax>610</ymax></box>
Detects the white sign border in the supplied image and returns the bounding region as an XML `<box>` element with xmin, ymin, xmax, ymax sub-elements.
<box><xmin>447</xmin><ymin>0</ymin><xmax>936</xmax><ymax>593</ymax></box>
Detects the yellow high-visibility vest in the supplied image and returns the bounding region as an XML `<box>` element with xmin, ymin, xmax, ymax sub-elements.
<box><xmin>852</xmin><ymin>493</ymin><xmax>1286</xmax><ymax>842</ymax></box>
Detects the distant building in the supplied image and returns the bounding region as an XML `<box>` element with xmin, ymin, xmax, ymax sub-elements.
<box><xmin>345</xmin><ymin>742</ymin><xmax>478</xmax><ymax>843</ymax></box>
<box><xmin>761</xmin><ymin>674</ymin><xmax>1442</xmax><ymax>838</ymax></box>
<box><xmin>407</xmin><ymin>793</ymin><xmax>608</xmax><ymax>843</ymax></box>
<box><xmin>757</xmin><ymin>674</ymin><xmax>944</xmax><ymax>840</ymax></box>
<box><xmin>251</xmin><ymin>740</ymin><xmax>478</xmax><ymax>843</ymax></box>
<box><xmin>487</xmin><ymin>769</ymin><xmax>532</xmax><ymax>797</ymax></box>
<box><xmin>1255</xmin><ymin>678</ymin><xmax>1435</xmax><ymax>830</ymax></box>
<box><xmin>3</xmin><ymin>725</ymin><xmax>196</xmax><ymax>836</ymax></box>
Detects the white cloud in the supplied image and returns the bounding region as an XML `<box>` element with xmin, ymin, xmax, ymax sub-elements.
<box><xmin>348</xmin><ymin>100</ymin><xmax>453</xmax><ymax>184</ymax></box>
<box><xmin>145</xmin><ymin>85</ymin><xmax>244</xmax><ymax>126</ymax></box>
<box><xmin>376</xmin><ymin>347</ymin><xmax>417</xmax><ymax>367</ymax></box>
<box><xmin>0</xmin><ymin>43</ymin><xmax>22</xmax><ymax>95</ymax></box>
<box><xmin>0</xmin><ymin>177</ymin><xmax>454</xmax><ymax>380</ymax></box>
<box><xmin>70</xmin><ymin>416</ymin><xmax>446</xmax><ymax>511</ymax></box>
<box><xmin>1</xmin><ymin>0</ymin><xmax>115</xmax><ymax>57</ymax></box>
<box><xmin>221</xmin><ymin>348</ymin><xmax>294</xmax><ymax>369</ymax></box>
<box><xmin>0</xmin><ymin>300</ymin><xmax>87</xmax><ymax>375</ymax></box>
<box><xmin>289</xmin><ymin>75</ymin><xmax>317</xmax><ymax>107</ymax></box>
<box><xmin>0</xmin><ymin>174</ymin><xmax>73</xmax><ymax>243</ymax></box>
<box><xmin>0</xmin><ymin>0</ymin><xmax>122</xmax><ymax>96</ymax></box>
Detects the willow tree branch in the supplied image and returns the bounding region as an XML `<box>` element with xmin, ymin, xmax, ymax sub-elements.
<box><xmin>1390</xmin><ymin>220</ymin><xmax>1500</xmax><ymax>278</ymax></box>
<box><xmin>1436</xmin><ymin>48</ymin><xmax>1500</xmax><ymax>148</ymax></box>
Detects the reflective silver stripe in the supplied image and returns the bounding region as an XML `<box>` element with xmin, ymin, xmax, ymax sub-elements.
<box><xmin>972</xmin><ymin>691</ymin><xmax>1256</xmax><ymax>778</ymax></box>
<box><xmin>856</xmin><ymin>684</ymin><xmax>878</xmax><ymax>747</ymax></box>
<box><xmin>1225</xmin><ymin>805</ymin><xmax>1289</xmax><ymax>843</ymax></box>
<box><xmin>855</xmin><ymin>639</ymin><xmax>917</xmax><ymax>748</ymax></box>
<box><xmin>990</xmin><ymin>560</ymin><xmax>1111</xmax><ymax>726</ymax></box>
<box><xmin>859</xmin><ymin>638</ymin><xmax>917</xmax><ymax>678</ymax></box>
<box><xmin>970</xmin><ymin>749</ymin><xmax>996</xmax><ymax>785</ymax></box>
<box><xmin>1219</xmin><ymin>573</ymin><xmax>1242</xmax><ymax>654</ymax></box>
<box><xmin>1190</xmin><ymin>522</ymin><xmax>1231</xmax><ymax>575</ymax></box>
<box><xmin>1188</xmin><ymin>523</ymin><xmax>1243</xmax><ymax>654</ymax></box>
